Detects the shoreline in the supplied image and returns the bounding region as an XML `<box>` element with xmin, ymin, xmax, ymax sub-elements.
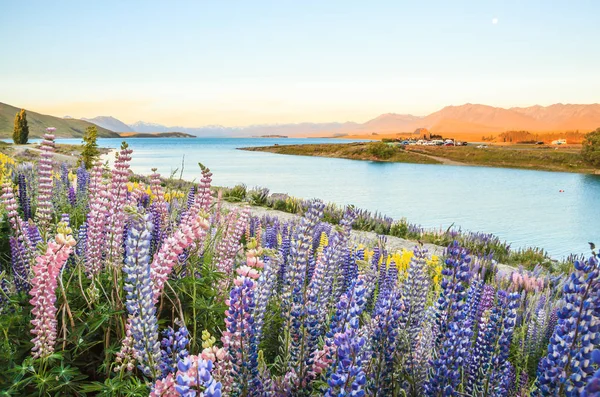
<box><xmin>240</xmin><ymin>142</ymin><xmax>600</xmax><ymax>175</ymax></box>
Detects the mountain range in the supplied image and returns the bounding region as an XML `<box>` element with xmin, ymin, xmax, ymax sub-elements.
<box><xmin>2</xmin><ymin>101</ymin><xmax>599</xmax><ymax>140</ymax></box>
<box><xmin>88</xmin><ymin>103</ymin><xmax>600</xmax><ymax>138</ymax></box>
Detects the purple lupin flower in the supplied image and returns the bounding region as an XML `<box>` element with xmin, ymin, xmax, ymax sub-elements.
<box><xmin>17</xmin><ymin>172</ymin><xmax>31</xmax><ymax>220</ymax></box>
<box><xmin>159</xmin><ymin>324</ymin><xmax>190</xmax><ymax>379</ymax></box>
<box><xmin>222</xmin><ymin>272</ymin><xmax>262</xmax><ymax>395</ymax></box>
<box><xmin>401</xmin><ymin>246</ymin><xmax>431</xmax><ymax>343</ymax></box>
<box><xmin>67</xmin><ymin>186</ymin><xmax>76</xmax><ymax>206</ymax></box>
<box><xmin>365</xmin><ymin>288</ymin><xmax>403</xmax><ymax>395</ymax></box>
<box><xmin>253</xmin><ymin>255</ymin><xmax>280</xmax><ymax>342</ymax></box>
<box><xmin>535</xmin><ymin>253</ymin><xmax>600</xmax><ymax>396</ymax></box>
<box><xmin>122</xmin><ymin>212</ymin><xmax>161</xmax><ymax>378</ymax></box>
<box><xmin>9</xmin><ymin>237</ymin><xmax>30</xmax><ymax>292</ymax></box>
<box><xmin>426</xmin><ymin>241</ymin><xmax>473</xmax><ymax>396</ymax></box>
<box><xmin>324</xmin><ymin>327</ymin><xmax>367</xmax><ymax>397</ymax></box>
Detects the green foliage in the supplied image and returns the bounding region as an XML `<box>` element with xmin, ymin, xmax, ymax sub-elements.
<box><xmin>366</xmin><ymin>141</ymin><xmax>396</xmax><ymax>160</ymax></box>
<box><xmin>389</xmin><ymin>220</ymin><xmax>409</xmax><ymax>238</ymax></box>
<box><xmin>12</xmin><ymin>109</ymin><xmax>29</xmax><ymax>144</ymax></box>
<box><xmin>507</xmin><ymin>246</ymin><xmax>554</xmax><ymax>271</ymax></box>
<box><xmin>223</xmin><ymin>184</ymin><xmax>247</xmax><ymax>202</ymax></box>
<box><xmin>80</xmin><ymin>126</ymin><xmax>100</xmax><ymax>169</ymax></box>
<box><xmin>248</xmin><ymin>187</ymin><xmax>270</xmax><ymax>206</ymax></box>
<box><xmin>581</xmin><ymin>127</ymin><xmax>600</xmax><ymax>167</ymax></box>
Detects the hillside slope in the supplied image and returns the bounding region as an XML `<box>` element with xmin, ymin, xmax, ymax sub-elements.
<box><xmin>0</xmin><ymin>102</ymin><xmax>119</xmax><ymax>138</ymax></box>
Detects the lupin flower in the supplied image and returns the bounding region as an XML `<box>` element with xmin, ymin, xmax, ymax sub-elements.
<box><xmin>84</xmin><ymin>160</ymin><xmax>110</xmax><ymax>277</ymax></box>
<box><xmin>29</xmin><ymin>221</ymin><xmax>76</xmax><ymax>359</ymax></box>
<box><xmin>122</xmin><ymin>212</ymin><xmax>161</xmax><ymax>377</ymax></box>
<box><xmin>9</xmin><ymin>237</ymin><xmax>30</xmax><ymax>292</ymax></box>
<box><xmin>583</xmin><ymin>349</ymin><xmax>600</xmax><ymax>396</ymax></box>
<box><xmin>105</xmin><ymin>142</ymin><xmax>133</xmax><ymax>266</ymax></box>
<box><xmin>214</xmin><ymin>208</ymin><xmax>250</xmax><ymax>280</ymax></box>
<box><xmin>324</xmin><ymin>327</ymin><xmax>367</xmax><ymax>397</ymax></box>
<box><xmin>35</xmin><ymin>131</ymin><xmax>55</xmax><ymax>231</ymax></box>
<box><xmin>400</xmin><ymin>246</ymin><xmax>431</xmax><ymax>343</ymax></box>
<box><xmin>159</xmin><ymin>324</ymin><xmax>190</xmax><ymax>379</ymax></box>
<box><xmin>253</xmin><ymin>253</ymin><xmax>279</xmax><ymax>342</ymax></box>
<box><xmin>222</xmin><ymin>273</ymin><xmax>262</xmax><ymax>395</ymax></box>
<box><xmin>17</xmin><ymin>172</ymin><xmax>31</xmax><ymax>220</ymax></box>
<box><xmin>535</xmin><ymin>253</ymin><xmax>600</xmax><ymax>396</ymax></box>
<box><xmin>365</xmin><ymin>288</ymin><xmax>404</xmax><ymax>394</ymax></box>
<box><xmin>426</xmin><ymin>241</ymin><xmax>473</xmax><ymax>395</ymax></box>
<box><xmin>151</xmin><ymin>213</ymin><xmax>210</xmax><ymax>303</ymax></box>
<box><xmin>151</xmin><ymin>355</ymin><xmax>222</xmax><ymax>397</ymax></box>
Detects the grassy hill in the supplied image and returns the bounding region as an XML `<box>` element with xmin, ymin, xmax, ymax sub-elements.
<box><xmin>0</xmin><ymin>102</ymin><xmax>120</xmax><ymax>139</ymax></box>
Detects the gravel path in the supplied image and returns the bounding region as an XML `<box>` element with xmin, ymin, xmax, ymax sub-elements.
<box><xmin>11</xmin><ymin>145</ymin><xmax>80</xmax><ymax>165</ymax></box>
<box><xmin>221</xmin><ymin>201</ymin><xmax>516</xmax><ymax>275</ymax></box>
<box><xmin>222</xmin><ymin>201</ymin><xmax>446</xmax><ymax>256</ymax></box>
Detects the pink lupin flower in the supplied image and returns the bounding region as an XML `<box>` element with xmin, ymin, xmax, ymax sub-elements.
<box><xmin>150</xmin><ymin>214</ymin><xmax>210</xmax><ymax>303</ymax></box>
<box><xmin>35</xmin><ymin>131</ymin><xmax>55</xmax><ymax>231</ymax></box>
<box><xmin>105</xmin><ymin>143</ymin><xmax>133</xmax><ymax>266</ymax></box>
<box><xmin>84</xmin><ymin>161</ymin><xmax>110</xmax><ymax>277</ymax></box>
<box><xmin>214</xmin><ymin>208</ymin><xmax>250</xmax><ymax>276</ymax></box>
<box><xmin>149</xmin><ymin>168</ymin><xmax>168</xmax><ymax>221</ymax></box>
<box><xmin>29</xmin><ymin>223</ymin><xmax>76</xmax><ymax>359</ymax></box>
<box><xmin>1</xmin><ymin>182</ymin><xmax>19</xmax><ymax>229</ymax></box>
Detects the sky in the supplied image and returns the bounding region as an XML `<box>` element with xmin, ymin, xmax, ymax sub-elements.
<box><xmin>1</xmin><ymin>0</ymin><xmax>599</xmax><ymax>127</ymax></box>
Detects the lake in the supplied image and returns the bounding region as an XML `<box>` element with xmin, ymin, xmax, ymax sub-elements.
<box><xmin>52</xmin><ymin>138</ymin><xmax>600</xmax><ymax>258</ymax></box>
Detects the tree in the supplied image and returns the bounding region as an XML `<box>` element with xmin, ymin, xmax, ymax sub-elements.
<box><xmin>80</xmin><ymin>126</ymin><xmax>100</xmax><ymax>169</ymax></box>
<box><xmin>12</xmin><ymin>109</ymin><xmax>30</xmax><ymax>144</ymax></box>
<box><xmin>581</xmin><ymin>127</ymin><xmax>600</xmax><ymax>167</ymax></box>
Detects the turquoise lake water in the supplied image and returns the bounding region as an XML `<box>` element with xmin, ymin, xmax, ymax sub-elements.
<box><xmin>49</xmin><ymin>138</ymin><xmax>600</xmax><ymax>258</ymax></box>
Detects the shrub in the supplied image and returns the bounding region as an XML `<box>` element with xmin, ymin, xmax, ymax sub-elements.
<box><xmin>367</xmin><ymin>141</ymin><xmax>396</xmax><ymax>160</ymax></box>
<box><xmin>223</xmin><ymin>183</ymin><xmax>247</xmax><ymax>202</ymax></box>
<box><xmin>249</xmin><ymin>187</ymin><xmax>270</xmax><ymax>206</ymax></box>
<box><xmin>581</xmin><ymin>127</ymin><xmax>600</xmax><ymax>167</ymax></box>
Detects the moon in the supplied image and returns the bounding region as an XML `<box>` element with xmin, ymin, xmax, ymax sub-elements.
<box><xmin>492</xmin><ymin>18</ymin><xmax>499</xmax><ymax>24</ymax></box>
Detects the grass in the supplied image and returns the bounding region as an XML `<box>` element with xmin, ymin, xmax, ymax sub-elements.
<box><xmin>243</xmin><ymin>142</ymin><xmax>600</xmax><ymax>173</ymax></box>
<box><xmin>0</xmin><ymin>102</ymin><xmax>119</xmax><ymax>139</ymax></box>
<box><xmin>405</xmin><ymin>145</ymin><xmax>598</xmax><ymax>173</ymax></box>
<box><xmin>240</xmin><ymin>142</ymin><xmax>441</xmax><ymax>164</ymax></box>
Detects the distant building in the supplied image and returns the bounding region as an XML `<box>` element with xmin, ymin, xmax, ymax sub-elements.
<box><xmin>414</xmin><ymin>128</ymin><xmax>431</xmax><ymax>140</ymax></box>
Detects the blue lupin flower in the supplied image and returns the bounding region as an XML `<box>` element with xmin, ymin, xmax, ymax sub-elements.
<box><xmin>17</xmin><ymin>172</ymin><xmax>31</xmax><ymax>220</ymax></box>
<box><xmin>535</xmin><ymin>253</ymin><xmax>600</xmax><ymax>396</ymax></box>
<box><xmin>9</xmin><ymin>237</ymin><xmax>30</xmax><ymax>292</ymax></box>
<box><xmin>324</xmin><ymin>327</ymin><xmax>366</xmax><ymax>397</ymax></box>
<box><xmin>174</xmin><ymin>357</ymin><xmax>222</xmax><ymax>397</ymax></box>
<box><xmin>123</xmin><ymin>212</ymin><xmax>161</xmax><ymax>378</ymax></box>
<box><xmin>159</xmin><ymin>324</ymin><xmax>190</xmax><ymax>379</ymax></box>
<box><xmin>366</xmin><ymin>288</ymin><xmax>403</xmax><ymax>394</ymax></box>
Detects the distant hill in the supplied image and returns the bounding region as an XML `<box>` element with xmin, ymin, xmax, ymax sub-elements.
<box><xmin>82</xmin><ymin>116</ymin><xmax>133</xmax><ymax>133</ymax></box>
<box><xmin>129</xmin><ymin>120</ymin><xmax>360</xmax><ymax>138</ymax></box>
<box><xmin>119</xmin><ymin>132</ymin><xmax>196</xmax><ymax>138</ymax></box>
<box><xmin>0</xmin><ymin>102</ymin><xmax>119</xmax><ymax>139</ymax></box>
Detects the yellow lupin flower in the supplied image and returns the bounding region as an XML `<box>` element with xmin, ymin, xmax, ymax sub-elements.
<box><xmin>317</xmin><ymin>232</ymin><xmax>329</xmax><ymax>254</ymax></box>
<box><xmin>426</xmin><ymin>255</ymin><xmax>442</xmax><ymax>286</ymax></box>
<box><xmin>0</xmin><ymin>153</ymin><xmax>15</xmax><ymax>184</ymax></box>
<box><xmin>201</xmin><ymin>330</ymin><xmax>216</xmax><ymax>349</ymax></box>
